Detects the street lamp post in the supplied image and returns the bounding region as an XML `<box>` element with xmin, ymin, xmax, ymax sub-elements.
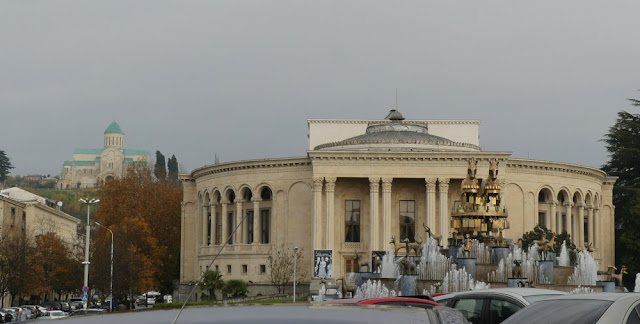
<box><xmin>95</xmin><ymin>222</ymin><xmax>113</xmax><ymax>312</ymax></box>
<box><xmin>79</xmin><ymin>198</ymin><xmax>99</xmax><ymax>310</ymax></box>
<box><xmin>293</xmin><ymin>246</ymin><xmax>298</xmax><ymax>303</ymax></box>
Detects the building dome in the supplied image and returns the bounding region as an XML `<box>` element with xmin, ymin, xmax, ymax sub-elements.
<box><xmin>104</xmin><ymin>121</ymin><xmax>124</xmax><ymax>135</ymax></box>
<box><xmin>314</xmin><ymin>110</ymin><xmax>481</xmax><ymax>152</ymax></box>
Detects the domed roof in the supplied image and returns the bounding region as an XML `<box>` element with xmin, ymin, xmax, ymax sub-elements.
<box><xmin>314</xmin><ymin>110</ymin><xmax>481</xmax><ymax>152</ymax></box>
<box><xmin>104</xmin><ymin>121</ymin><xmax>124</xmax><ymax>135</ymax></box>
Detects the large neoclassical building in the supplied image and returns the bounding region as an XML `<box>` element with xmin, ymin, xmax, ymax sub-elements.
<box><xmin>179</xmin><ymin>110</ymin><xmax>615</xmax><ymax>291</ymax></box>
<box><xmin>58</xmin><ymin>121</ymin><xmax>150</xmax><ymax>189</ymax></box>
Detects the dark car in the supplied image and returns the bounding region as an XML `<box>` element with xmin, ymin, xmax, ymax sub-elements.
<box><xmin>41</xmin><ymin>300</ymin><xmax>62</xmax><ymax>310</ymax></box>
<box><xmin>324</xmin><ymin>296</ymin><xmax>442</xmax><ymax>309</ymax></box>
<box><xmin>433</xmin><ymin>288</ymin><xmax>566</xmax><ymax>324</ymax></box>
<box><xmin>502</xmin><ymin>292</ymin><xmax>640</xmax><ymax>324</ymax></box>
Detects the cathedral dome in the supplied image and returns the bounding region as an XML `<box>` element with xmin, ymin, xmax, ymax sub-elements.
<box><xmin>314</xmin><ymin>110</ymin><xmax>481</xmax><ymax>152</ymax></box>
<box><xmin>104</xmin><ymin>121</ymin><xmax>124</xmax><ymax>135</ymax></box>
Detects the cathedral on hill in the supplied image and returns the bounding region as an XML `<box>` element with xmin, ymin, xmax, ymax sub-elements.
<box><xmin>57</xmin><ymin>121</ymin><xmax>150</xmax><ymax>189</ymax></box>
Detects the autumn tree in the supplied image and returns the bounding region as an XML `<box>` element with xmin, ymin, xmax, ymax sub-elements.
<box><xmin>266</xmin><ymin>244</ymin><xmax>306</xmax><ymax>294</ymax></box>
<box><xmin>33</xmin><ymin>233</ymin><xmax>81</xmax><ymax>298</ymax></box>
<box><xmin>154</xmin><ymin>151</ymin><xmax>167</xmax><ymax>181</ymax></box>
<box><xmin>95</xmin><ymin>165</ymin><xmax>182</xmax><ymax>297</ymax></box>
<box><xmin>0</xmin><ymin>230</ymin><xmax>39</xmax><ymax>306</ymax></box>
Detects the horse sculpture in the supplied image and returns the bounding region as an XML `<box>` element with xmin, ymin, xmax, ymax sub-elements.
<box><xmin>611</xmin><ymin>265</ymin><xmax>628</xmax><ymax>287</ymax></box>
<box><xmin>534</xmin><ymin>233</ymin><xmax>556</xmax><ymax>259</ymax></box>
<box><xmin>423</xmin><ymin>223</ymin><xmax>442</xmax><ymax>246</ymax></box>
<box><xmin>402</xmin><ymin>236</ymin><xmax>423</xmax><ymax>257</ymax></box>
<box><xmin>397</xmin><ymin>256</ymin><xmax>417</xmax><ymax>275</ymax></box>
<box><xmin>353</xmin><ymin>250</ymin><xmax>369</xmax><ymax>273</ymax></box>
<box><xmin>389</xmin><ymin>236</ymin><xmax>405</xmax><ymax>255</ymax></box>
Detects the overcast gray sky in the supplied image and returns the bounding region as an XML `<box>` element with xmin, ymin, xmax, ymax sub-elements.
<box><xmin>2</xmin><ymin>1</ymin><xmax>640</xmax><ymax>176</ymax></box>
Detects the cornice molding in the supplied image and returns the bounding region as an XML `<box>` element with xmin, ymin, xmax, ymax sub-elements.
<box><xmin>506</xmin><ymin>158</ymin><xmax>608</xmax><ymax>180</ymax></box>
<box><xmin>192</xmin><ymin>157</ymin><xmax>312</xmax><ymax>178</ymax></box>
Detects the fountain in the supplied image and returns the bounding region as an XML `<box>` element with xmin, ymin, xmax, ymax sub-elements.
<box><xmin>354</xmin><ymin>279</ymin><xmax>398</xmax><ymax>298</ymax></box>
<box><xmin>557</xmin><ymin>241</ymin><xmax>569</xmax><ymax>266</ymax></box>
<box><xmin>568</xmin><ymin>250</ymin><xmax>598</xmax><ymax>286</ymax></box>
<box><xmin>635</xmin><ymin>273</ymin><xmax>640</xmax><ymax>292</ymax></box>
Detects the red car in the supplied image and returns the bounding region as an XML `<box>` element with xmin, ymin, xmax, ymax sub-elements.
<box><xmin>323</xmin><ymin>296</ymin><xmax>443</xmax><ymax>309</ymax></box>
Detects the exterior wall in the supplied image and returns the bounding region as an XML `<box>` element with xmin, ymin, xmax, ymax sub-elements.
<box><xmin>24</xmin><ymin>203</ymin><xmax>79</xmax><ymax>246</ymax></box>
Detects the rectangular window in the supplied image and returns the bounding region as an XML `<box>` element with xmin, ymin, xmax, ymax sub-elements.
<box><xmin>207</xmin><ymin>212</ymin><xmax>212</xmax><ymax>245</ymax></box>
<box><xmin>260</xmin><ymin>265</ymin><xmax>266</xmax><ymax>274</ymax></box>
<box><xmin>215</xmin><ymin>212</ymin><xmax>222</xmax><ymax>245</ymax></box>
<box><xmin>344</xmin><ymin>257</ymin><xmax>356</xmax><ymax>274</ymax></box>
<box><xmin>242</xmin><ymin>265</ymin><xmax>248</xmax><ymax>274</ymax></box>
<box><xmin>227</xmin><ymin>265</ymin><xmax>232</xmax><ymax>274</ymax></box>
<box><xmin>227</xmin><ymin>212</ymin><xmax>234</xmax><ymax>244</ymax></box>
<box><xmin>11</xmin><ymin>207</ymin><xmax>15</xmax><ymax>225</ymax></box>
<box><xmin>215</xmin><ymin>265</ymin><xmax>219</xmax><ymax>272</ymax></box>
<box><xmin>584</xmin><ymin>216</ymin><xmax>589</xmax><ymax>244</ymax></box>
<box><xmin>246</xmin><ymin>210</ymin><xmax>254</xmax><ymax>244</ymax></box>
<box><xmin>345</xmin><ymin>200</ymin><xmax>361</xmax><ymax>242</ymax></box>
<box><xmin>399</xmin><ymin>200</ymin><xmax>415</xmax><ymax>242</ymax></box>
<box><xmin>260</xmin><ymin>209</ymin><xmax>270</xmax><ymax>243</ymax></box>
<box><xmin>538</xmin><ymin>211</ymin><xmax>546</xmax><ymax>228</ymax></box>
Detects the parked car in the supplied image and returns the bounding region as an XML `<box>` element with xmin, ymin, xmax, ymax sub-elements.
<box><xmin>502</xmin><ymin>292</ymin><xmax>640</xmax><ymax>324</ymax></box>
<box><xmin>40</xmin><ymin>310</ymin><xmax>67</xmax><ymax>319</ymax></box>
<box><xmin>1</xmin><ymin>309</ymin><xmax>17</xmax><ymax>322</ymax></box>
<box><xmin>0</xmin><ymin>309</ymin><xmax>8</xmax><ymax>323</ymax></box>
<box><xmin>21</xmin><ymin>305</ymin><xmax>44</xmax><ymax>318</ymax></box>
<box><xmin>60</xmin><ymin>301</ymin><xmax>71</xmax><ymax>312</ymax></box>
<box><xmin>41</xmin><ymin>300</ymin><xmax>62</xmax><ymax>310</ymax></box>
<box><xmin>433</xmin><ymin>288</ymin><xmax>566</xmax><ymax>324</ymax></box>
<box><xmin>70</xmin><ymin>308</ymin><xmax>106</xmax><ymax>316</ymax></box>
<box><xmin>323</xmin><ymin>296</ymin><xmax>443</xmax><ymax>309</ymax></box>
<box><xmin>69</xmin><ymin>300</ymin><xmax>84</xmax><ymax>310</ymax></box>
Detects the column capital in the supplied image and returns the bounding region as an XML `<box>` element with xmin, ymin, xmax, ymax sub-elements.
<box><xmin>549</xmin><ymin>200</ymin><xmax>558</xmax><ymax>206</ymax></box>
<box><xmin>382</xmin><ymin>177</ymin><xmax>393</xmax><ymax>184</ymax></box>
<box><xmin>211</xmin><ymin>202</ymin><xmax>219</xmax><ymax>207</ymax></box>
<box><xmin>438</xmin><ymin>178</ymin><xmax>450</xmax><ymax>185</ymax></box>
<box><xmin>369</xmin><ymin>176</ymin><xmax>380</xmax><ymax>184</ymax></box>
<box><xmin>312</xmin><ymin>177</ymin><xmax>324</xmax><ymax>190</ymax></box>
<box><xmin>221</xmin><ymin>200</ymin><xmax>230</xmax><ymax>205</ymax></box>
<box><xmin>576</xmin><ymin>202</ymin><xmax>585</xmax><ymax>208</ymax></box>
<box><xmin>235</xmin><ymin>199</ymin><xmax>244</xmax><ymax>204</ymax></box>
<box><xmin>425</xmin><ymin>178</ymin><xmax>438</xmax><ymax>184</ymax></box>
<box><xmin>325</xmin><ymin>181</ymin><xmax>336</xmax><ymax>191</ymax></box>
<box><xmin>563</xmin><ymin>202</ymin><xmax>573</xmax><ymax>207</ymax></box>
<box><xmin>251</xmin><ymin>198</ymin><xmax>262</xmax><ymax>203</ymax></box>
<box><xmin>325</xmin><ymin>177</ymin><xmax>337</xmax><ymax>184</ymax></box>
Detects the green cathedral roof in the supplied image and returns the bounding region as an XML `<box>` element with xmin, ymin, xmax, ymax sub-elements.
<box><xmin>104</xmin><ymin>121</ymin><xmax>124</xmax><ymax>135</ymax></box>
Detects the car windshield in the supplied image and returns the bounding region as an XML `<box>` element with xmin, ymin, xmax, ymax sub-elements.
<box><xmin>523</xmin><ymin>294</ymin><xmax>566</xmax><ymax>304</ymax></box>
<box><xmin>503</xmin><ymin>299</ymin><xmax>613</xmax><ymax>324</ymax></box>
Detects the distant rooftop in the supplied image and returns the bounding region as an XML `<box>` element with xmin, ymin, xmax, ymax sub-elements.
<box><xmin>104</xmin><ymin>121</ymin><xmax>124</xmax><ymax>135</ymax></box>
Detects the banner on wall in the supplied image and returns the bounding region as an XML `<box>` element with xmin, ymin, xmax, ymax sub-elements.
<box><xmin>313</xmin><ymin>249</ymin><xmax>333</xmax><ymax>278</ymax></box>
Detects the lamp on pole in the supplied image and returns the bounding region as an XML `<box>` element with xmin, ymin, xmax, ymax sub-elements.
<box><xmin>95</xmin><ymin>222</ymin><xmax>113</xmax><ymax>312</ymax></box>
<box><xmin>79</xmin><ymin>198</ymin><xmax>99</xmax><ymax>310</ymax></box>
<box><xmin>293</xmin><ymin>246</ymin><xmax>298</xmax><ymax>303</ymax></box>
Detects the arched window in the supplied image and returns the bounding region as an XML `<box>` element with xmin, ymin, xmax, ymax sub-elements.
<box><xmin>261</xmin><ymin>187</ymin><xmax>272</xmax><ymax>201</ymax></box>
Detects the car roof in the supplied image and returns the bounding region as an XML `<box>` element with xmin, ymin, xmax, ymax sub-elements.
<box><xmin>358</xmin><ymin>297</ymin><xmax>441</xmax><ymax>305</ymax></box>
<box><xmin>434</xmin><ymin>288</ymin><xmax>565</xmax><ymax>298</ymax></box>
<box><xmin>539</xmin><ymin>292</ymin><xmax>640</xmax><ymax>302</ymax></box>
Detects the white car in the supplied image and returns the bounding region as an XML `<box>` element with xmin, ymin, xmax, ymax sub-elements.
<box><xmin>433</xmin><ymin>288</ymin><xmax>566</xmax><ymax>324</ymax></box>
<box><xmin>502</xmin><ymin>292</ymin><xmax>640</xmax><ymax>324</ymax></box>
<box><xmin>41</xmin><ymin>310</ymin><xmax>67</xmax><ymax>319</ymax></box>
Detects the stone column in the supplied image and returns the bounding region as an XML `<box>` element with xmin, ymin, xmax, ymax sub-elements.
<box><xmin>382</xmin><ymin>178</ymin><xmax>393</xmax><ymax>248</ymax></box>
<box><xmin>369</xmin><ymin>177</ymin><xmax>380</xmax><ymax>250</ymax></box>
<box><xmin>564</xmin><ymin>202</ymin><xmax>573</xmax><ymax>242</ymax></box>
<box><xmin>438</xmin><ymin>178</ymin><xmax>450</xmax><ymax>248</ymax></box>
<box><xmin>252</xmin><ymin>198</ymin><xmax>261</xmax><ymax>243</ymax></box>
<box><xmin>549</xmin><ymin>201</ymin><xmax>557</xmax><ymax>234</ymax></box>
<box><xmin>210</xmin><ymin>203</ymin><xmax>217</xmax><ymax>245</ymax></box>
<box><xmin>312</xmin><ymin>177</ymin><xmax>324</xmax><ymax>249</ymax></box>
<box><xmin>235</xmin><ymin>199</ymin><xmax>244</xmax><ymax>244</ymax></box>
<box><xmin>594</xmin><ymin>207</ymin><xmax>600</xmax><ymax>248</ymax></box>
<box><xmin>325</xmin><ymin>177</ymin><xmax>336</xmax><ymax>251</ymax></box>
<box><xmin>202</xmin><ymin>204</ymin><xmax>209</xmax><ymax>246</ymax></box>
<box><xmin>577</xmin><ymin>203</ymin><xmax>585</xmax><ymax>248</ymax></box>
<box><xmin>587</xmin><ymin>205</ymin><xmax>594</xmax><ymax>247</ymax></box>
<box><xmin>221</xmin><ymin>200</ymin><xmax>229</xmax><ymax>244</ymax></box>
<box><xmin>426</xmin><ymin>178</ymin><xmax>437</xmax><ymax>235</ymax></box>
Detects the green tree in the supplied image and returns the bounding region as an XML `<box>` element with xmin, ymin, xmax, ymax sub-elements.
<box><xmin>167</xmin><ymin>155</ymin><xmax>179</xmax><ymax>184</ymax></box>
<box><xmin>154</xmin><ymin>151</ymin><xmax>166</xmax><ymax>181</ymax></box>
<box><xmin>0</xmin><ymin>150</ymin><xmax>14</xmax><ymax>183</ymax></box>
<box><xmin>200</xmin><ymin>270</ymin><xmax>224</xmax><ymax>300</ymax></box>
<box><xmin>222</xmin><ymin>279</ymin><xmax>248</xmax><ymax>299</ymax></box>
<box><xmin>602</xmin><ymin>94</ymin><xmax>640</xmax><ymax>290</ymax></box>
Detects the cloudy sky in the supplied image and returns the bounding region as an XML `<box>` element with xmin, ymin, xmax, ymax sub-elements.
<box><xmin>2</xmin><ymin>1</ymin><xmax>640</xmax><ymax>176</ymax></box>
